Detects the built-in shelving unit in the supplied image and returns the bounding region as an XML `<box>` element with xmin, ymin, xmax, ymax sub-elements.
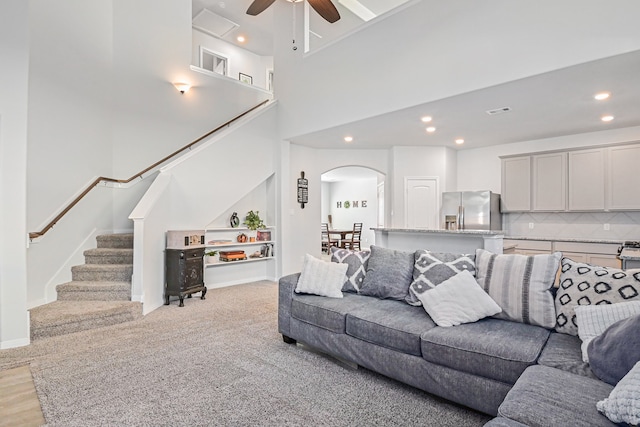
<box><xmin>203</xmin><ymin>226</ymin><xmax>276</xmax><ymax>288</ymax></box>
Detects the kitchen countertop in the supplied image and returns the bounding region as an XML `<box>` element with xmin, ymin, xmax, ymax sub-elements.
<box><xmin>372</xmin><ymin>228</ymin><xmax>504</xmax><ymax>236</ymax></box>
<box><xmin>619</xmin><ymin>248</ymin><xmax>640</xmax><ymax>260</ymax></box>
<box><xmin>505</xmin><ymin>236</ymin><xmax>623</xmax><ymax>245</ymax></box>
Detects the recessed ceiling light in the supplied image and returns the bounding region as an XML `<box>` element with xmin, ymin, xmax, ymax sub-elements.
<box><xmin>594</xmin><ymin>92</ymin><xmax>610</xmax><ymax>101</ymax></box>
<box><xmin>426</xmin><ymin>127</ymin><xmax>436</xmax><ymax>133</ymax></box>
<box><xmin>344</xmin><ymin>136</ymin><xmax>353</xmax><ymax>143</ymax></box>
<box><xmin>601</xmin><ymin>115</ymin><xmax>614</xmax><ymax>122</ymax></box>
<box><xmin>237</xmin><ymin>35</ymin><xmax>246</xmax><ymax>43</ymax></box>
<box><xmin>455</xmin><ymin>139</ymin><xmax>465</xmax><ymax>145</ymax></box>
<box><xmin>421</xmin><ymin>116</ymin><xmax>433</xmax><ymax>123</ymax></box>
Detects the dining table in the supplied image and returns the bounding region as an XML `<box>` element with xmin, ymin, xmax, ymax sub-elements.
<box><xmin>328</xmin><ymin>229</ymin><xmax>353</xmax><ymax>247</ymax></box>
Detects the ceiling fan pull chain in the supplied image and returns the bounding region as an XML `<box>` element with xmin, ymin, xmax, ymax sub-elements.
<box><xmin>292</xmin><ymin>1</ymin><xmax>298</xmax><ymax>51</ymax></box>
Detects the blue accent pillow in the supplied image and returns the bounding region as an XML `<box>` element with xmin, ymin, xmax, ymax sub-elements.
<box><xmin>587</xmin><ymin>314</ymin><xmax>640</xmax><ymax>385</ymax></box>
<box><xmin>359</xmin><ymin>245</ymin><xmax>414</xmax><ymax>301</ymax></box>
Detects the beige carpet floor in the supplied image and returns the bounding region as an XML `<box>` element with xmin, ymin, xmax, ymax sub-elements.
<box><xmin>0</xmin><ymin>281</ymin><xmax>491</xmax><ymax>426</ymax></box>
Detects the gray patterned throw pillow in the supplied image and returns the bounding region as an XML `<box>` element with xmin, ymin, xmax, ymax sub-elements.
<box><xmin>406</xmin><ymin>250</ymin><xmax>476</xmax><ymax>306</ymax></box>
<box><xmin>330</xmin><ymin>247</ymin><xmax>371</xmax><ymax>293</ymax></box>
<box><xmin>555</xmin><ymin>257</ymin><xmax>640</xmax><ymax>336</ymax></box>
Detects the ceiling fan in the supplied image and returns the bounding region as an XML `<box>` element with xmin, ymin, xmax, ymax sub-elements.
<box><xmin>247</xmin><ymin>0</ymin><xmax>341</xmax><ymax>23</ymax></box>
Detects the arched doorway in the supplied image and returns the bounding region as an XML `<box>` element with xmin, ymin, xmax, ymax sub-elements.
<box><xmin>320</xmin><ymin>166</ymin><xmax>385</xmax><ymax>252</ymax></box>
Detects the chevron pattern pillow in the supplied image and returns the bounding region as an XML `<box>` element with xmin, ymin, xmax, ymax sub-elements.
<box><xmin>555</xmin><ymin>258</ymin><xmax>640</xmax><ymax>336</ymax></box>
<box><xmin>406</xmin><ymin>250</ymin><xmax>476</xmax><ymax>306</ymax></box>
<box><xmin>330</xmin><ymin>247</ymin><xmax>371</xmax><ymax>293</ymax></box>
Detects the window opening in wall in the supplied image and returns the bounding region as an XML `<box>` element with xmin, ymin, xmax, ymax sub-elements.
<box><xmin>199</xmin><ymin>47</ymin><xmax>228</xmax><ymax>76</ymax></box>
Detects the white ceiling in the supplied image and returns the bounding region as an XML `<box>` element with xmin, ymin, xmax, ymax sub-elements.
<box><xmin>191</xmin><ymin>2</ymin><xmax>640</xmax><ymax>152</ymax></box>
<box><xmin>290</xmin><ymin>49</ymin><xmax>640</xmax><ymax>150</ymax></box>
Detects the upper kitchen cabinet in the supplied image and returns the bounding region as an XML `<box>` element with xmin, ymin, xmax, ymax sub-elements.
<box><xmin>501</xmin><ymin>156</ymin><xmax>531</xmax><ymax>212</ymax></box>
<box><xmin>532</xmin><ymin>152</ymin><xmax>566</xmax><ymax>211</ymax></box>
<box><xmin>608</xmin><ymin>144</ymin><xmax>640</xmax><ymax>210</ymax></box>
<box><xmin>568</xmin><ymin>148</ymin><xmax>606</xmax><ymax>211</ymax></box>
<box><xmin>502</xmin><ymin>141</ymin><xmax>640</xmax><ymax>213</ymax></box>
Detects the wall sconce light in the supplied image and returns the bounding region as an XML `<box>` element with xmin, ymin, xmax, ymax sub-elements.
<box><xmin>173</xmin><ymin>82</ymin><xmax>191</xmax><ymax>94</ymax></box>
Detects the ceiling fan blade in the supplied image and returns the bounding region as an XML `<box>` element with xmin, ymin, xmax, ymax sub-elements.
<box><xmin>246</xmin><ymin>0</ymin><xmax>277</xmax><ymax>16</ymax></box>
<box><xmin>308</xmin><ymin>0</ymin><xmax>341</xmax><ymax>23</ymax></box>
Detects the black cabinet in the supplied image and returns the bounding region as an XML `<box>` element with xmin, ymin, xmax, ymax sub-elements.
<box><xmin>165</xmin><ymin>248</ymin><xmax>206</xmax><ymax>307</ymax></box>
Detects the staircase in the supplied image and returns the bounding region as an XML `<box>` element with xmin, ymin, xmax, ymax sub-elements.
<box><xmin>29</xmin><ymin>233</ymin><xmax>142</xmax><ymax>341</ymax></box>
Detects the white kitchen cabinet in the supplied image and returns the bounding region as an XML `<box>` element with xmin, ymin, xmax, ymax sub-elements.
<box><xmin>568</xmin><ymin>148</ymin><xmax>606</xmax><ymax>211</ymax></box>
<box><xmin>503</xmin><ymin>239</ymin><xmax>552</xmax><ymax>255</ymax></box>
<box><xmin>608</xmin><ymin>144</ymin><xmax>640</xmax><ymax>210</ymax></box>
<box><xmin>532</xmin><ymin>152</ymin><xmax>566</xmax><ymax>211</ymax></box>
<box><xmin>501</xmin><ymin>156</ymin><xmax>531</xmax><ymax>212</ymax></box>
<box><xmin>554</xmin><ymin>241</ymin><xmax>622</xmax><ymax>269</ymax></box>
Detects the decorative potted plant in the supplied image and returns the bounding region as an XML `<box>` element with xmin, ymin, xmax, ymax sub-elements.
<box><xmin>204</xmin><ymin>250</ymin><xmax>218</xmax><ymax>264</ymax></box>
<box><xmin>244</xmin><ymin>210</ymin><xmax>265</xmax><ymax>241</ymax></box>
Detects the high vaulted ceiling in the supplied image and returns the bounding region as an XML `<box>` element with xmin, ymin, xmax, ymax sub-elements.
<box><xmin>191</xmin><ymin>1</ymin><xmax>640</xmax><ymax>151</ymax></box>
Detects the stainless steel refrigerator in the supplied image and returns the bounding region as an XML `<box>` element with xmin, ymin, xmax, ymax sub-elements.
<box><xmin>441</xmin><ymin>191</ymin><xmax>502</xmax><ymax>231</ymax></box>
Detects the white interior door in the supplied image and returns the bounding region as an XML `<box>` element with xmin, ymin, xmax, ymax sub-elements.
<box><xmin>405</xmin><ymin>177</ymin><xmax>438</xmax><ymax>229</ymax></box>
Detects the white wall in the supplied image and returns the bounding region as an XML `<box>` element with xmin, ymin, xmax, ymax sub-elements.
<box><xmin>25</xmin><ymin>0</ymin><xmax>116</xmax><ymax>309</ymax></box>
<box><xmin>131</xmin><ymin>105</ymin><xmax>278</xmax><ymax>314</ymax></box>
<box><xmin>274</xmin><ymin>0</ymin><xmax>640</xmax><ymax>140</ymax></box>
<box><xmin>282</xmin><ymin>146</ymin><xmax>388</xmax><ymax>275</ymax></box>
<box><xmin>192</xmin><ymin>29</ymin><xmax>273</xmax><ymax>91</ymax></box>
<box><xmin>389</xmin><ymin>146</ymin><xmax>454</xmax><ymax>227</ymax></box>
<box><xmin>0</xmin><ymin>0</ymin><xmax>30</xmax><ymax>348</ymax></box>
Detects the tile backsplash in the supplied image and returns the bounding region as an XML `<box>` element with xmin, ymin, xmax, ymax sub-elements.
<box><xmin>504</xmin><ymin>211</ymin><xmax>640</xmax><ymax>242</ymax></box>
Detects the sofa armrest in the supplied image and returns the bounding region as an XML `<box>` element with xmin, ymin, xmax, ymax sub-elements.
<box><xmin>278</xmin><ymin>273</ymin><xmax>300</xmax><ymax>338</ymax></box>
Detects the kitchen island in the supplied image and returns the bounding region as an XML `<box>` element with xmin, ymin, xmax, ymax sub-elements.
<box><xmin>371</xmin><ymin>228</ymin><xmax>505</xmax><ymax>254</ymax></box>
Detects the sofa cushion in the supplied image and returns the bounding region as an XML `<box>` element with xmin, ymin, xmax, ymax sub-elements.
<box><xmin>597</xmin><ymin>361</ymin><xmax>640</xmax><ymax>425</ymax></box>
<box><xmin>537</xmin><ymin>332</ymin><xmax>598</xmax><ymax>380</ymax></box>
<box><xmin>406</xmin><ymin>250</ymin><xmax>476</xmax><ymax>306</ymax></box>
<box><xmin>345</xmin><ymin>298</ymin><xmax>436</xmax><ymax>356</ymax></box>
<box><xmin>417</xmin><ymin>270</ymin><xmax>501</xmax><ymax>327</ymax></box>
<box><xmin>330</xmin><ymin>247</ymin><xmax>371</xmax><ymax>293</ymax></box>
<box><xmin>554</xmin><ymin>257</ymin><xmax>640</xmax><ymax>336</ymax></box>
<box><xmin>290</xmin><ymin>292</ymin><xmax>374</xmax><ymax>333</ymax></box>
<box><xmin>475</xmin><ymin>249</ymin><xmax>561</xmax><ymax>329</ymax></box>
<box><xmin>498</xmin><ymin>366</ymin><xmax>615</xmax><ymax>427</ymax></box>
<box><xmin>575</xmin><ymin>301</ymin><xmax>640</xmax><ymax>362</ymax></box>
<box><xmin>588</xmin><ymin>314</ymin><xmax>640</xmax><ymax>386</ymax></box>
<box><xmin>359</xmin><ymin>245</ymin><xmax>415</xmax><ymax>301</ymax></box>
<box><xmin>295</xmin><ymin>254</ymin><xmax>348</xmax><ymax>298</ymax></box>
<box><xmin>421</xmin><ymin>318</ymin><xmax>550</xmax><ymax>384</ymax></box>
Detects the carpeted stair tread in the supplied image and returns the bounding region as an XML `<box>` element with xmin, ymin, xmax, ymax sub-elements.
<box><xmin>71</xmin><ymin>264</ymin><xmax>133</xmax><ymax>282</ymax></box>
<box><xmin>84</xmin><ymin>248</ymin><xmax>133</xmax><ymax>265</ymax></box>
<box><xmin>56</xmin><ymin>281</ymin><xmax>131</xmax><ymax>301</ymax></box>
<box><xmin>96</xmin><ymin>233</ymin><xmax>133</xmax><ymax>249</ymax></box>
<box><xmin>29</xmin><ymin>300</ymin><xmax>142</xmax><ymax>340</ymax></box>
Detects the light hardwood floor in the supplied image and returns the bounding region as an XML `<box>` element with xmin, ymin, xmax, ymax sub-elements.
<box><xmin>0</xmin><ymin>365</ymin><xmax>46</xmax><ymax>427</ymax></box>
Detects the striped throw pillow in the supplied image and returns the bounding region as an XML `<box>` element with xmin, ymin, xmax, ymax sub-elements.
<box><xmin>475</xmin><ymin>249</ymin><xmax>562</xmax><ymax>329</ymax></box>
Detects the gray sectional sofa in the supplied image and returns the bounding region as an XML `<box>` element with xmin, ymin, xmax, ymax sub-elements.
<box><xmin>278</xmin><ymin>246</ymin><xmax>640</xmax><ymax>426</ymax></box>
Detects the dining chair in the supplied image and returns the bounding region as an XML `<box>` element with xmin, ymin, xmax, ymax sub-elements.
<box><xmin>341</xmin><ymin>222</ymin><xmax>362</xmax><ymax>251</ymax></box>
<box><xmin>321</xmin><ymin>223</ymin><xmax>339</xmax><ymax>254</ymax></box>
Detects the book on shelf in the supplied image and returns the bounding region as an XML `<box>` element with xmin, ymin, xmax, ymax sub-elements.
<box><xmin>219</xmin><ymin>250</ymin><xmax>245</xmax><ymax>256</ymax></box>
<box><xmin>219</xmin><ymin>255</ymin><xmax>247</xmax><ymax>262</ymax></box>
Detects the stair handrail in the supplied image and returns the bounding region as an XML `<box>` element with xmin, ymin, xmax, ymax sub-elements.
<box><xmin>29</xmin><ymin>99</ymin><xmax>270</xmax><ymax>240</ymax></box>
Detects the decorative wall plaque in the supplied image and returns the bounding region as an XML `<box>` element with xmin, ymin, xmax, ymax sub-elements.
<box><xmin>297</xmin><ymin>171</ymin><xmax>308</xmax><ymax>209</ymax></box>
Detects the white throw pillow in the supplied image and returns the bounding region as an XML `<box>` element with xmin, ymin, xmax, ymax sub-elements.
<box><xmin>597</xmin><ymin>360</ymin><xmax>640</xmax><ymax>425</ymax></box>
<box><xmin>417</xmin><ymin>270</ymin><xmax>502</xmax><ymax>327</ymax></box>
<box><xmin>295</xmin><ymin>254</ymin><xmax>348</xmax><ymax>298</ymax></box>
<box><xmin>575</xmin><ymin>301</ymin><xmax>640</xmax><ymax>362</ymax></box>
